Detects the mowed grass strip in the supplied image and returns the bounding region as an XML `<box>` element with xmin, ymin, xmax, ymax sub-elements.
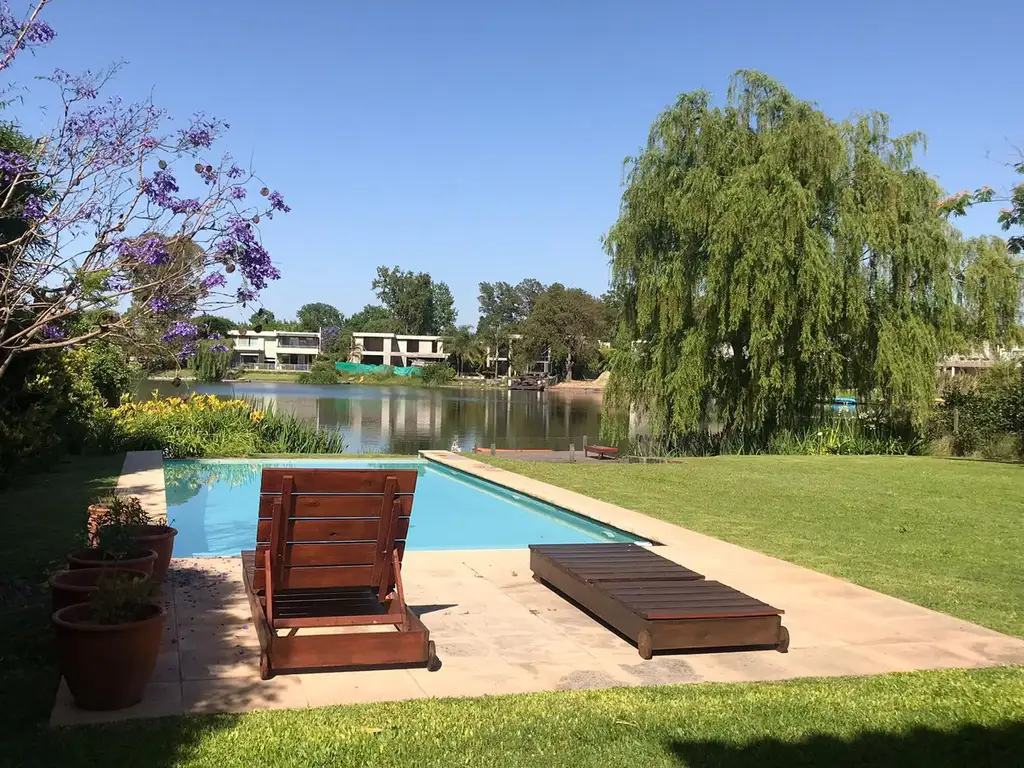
<box><xmin>481</xmin><ymin>456</ymin><xmax>1024</xmax><ymax>636</ymax></box>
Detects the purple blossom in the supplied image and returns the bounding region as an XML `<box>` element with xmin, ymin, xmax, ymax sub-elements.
<box><xmin>237</xmin><ymin>287</ymin><xmax>257</xmax><ymax>303</ymax></box>
<box><xmin>210</xmin><ymin>344</ymin><xmax>229</xmax><ymax>354</ymax></box>
<box><xmin>162</xmin><ymin>321</ymin><xmax>200</xmax><ymax>343</ymax></box>
<box><xmin>226</xmin><ymin>164</ymin><xmax>244</xmax><ymax>180</ymax></box>
<box><xmin>41</xmin><ymin>325</ymin><xmax>65</xmax><ymax>340</ymax></box>
<box><xmin>0</xmin><ymin>149</ymin><xmax>29</xmax><ymax>183</ymax></box>
<box><xmin>267</xmin><ymin>190</ymin><xmax>290</xmax><ymax>213</ymax></box>
<box><xmin>202</xmin><ymin>272</ymin><xmax>227</xmax><ymax>289</ymax></box>
<box><xmin>21</xmin><ymin>195</ymin><xmax>45</xmax><ymax>221</ymax></box>
<box><xmin>171</xmin><ymin>198</ymin><xmax>201</xmax><ymax>215</ymax></box>
<box><xmin>199</xmin><ymin>166</ymin><xmax>217</xmax><ymax>185</ymax></box>
<box><xmin>177</xmin><ymin>340</ymin><xmax>198</xmax><ymax>363</ymax></box>
<box><xmin>178</xmin><ymin>115</ymin><xmax>226</xmax><ymax>149</ymax></box>
<box><xmin>24</xmin><ymin>18</ymin><xmax>55</xmax><ymax>44</ymax></box>
<box><xmin>230</xmin><ymin>186</ymin><xmax>246</xmax><ymax>200</ymax></box>
<box><xmin>215</xmin><ymin>215</ymin><xmax>280</xmax><ymax>292</ymax></box>
<box><xmin>104</xmin><ymin>274</ymin><xmax>131</xmax><ymax>292</ymax></box>
<box><xmin>149</xmin><ymin>297</ymin><xmax>172</xmax><ymax>313</ymax></box>
<box><xmin>114</xmin><ymin>235</ymin><xmax>169</xmax><ymax>266</ymax></box>
<box><xmin>140</xmin><ymin>136</ymin><xmax>159</xmax><ymax>149</ymax></box>
<box><xmin>208</xmin><ymin>332</ymin><xmax>222</xmax><ymax>341</ymax></box>
<box><xmin>142</xmin><ymin>169</ymin><xmax>180</xmax><ymax>209</ymax></box>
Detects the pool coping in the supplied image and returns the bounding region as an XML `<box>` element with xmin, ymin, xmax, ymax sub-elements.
<box><xmin>419</xmin><ymin>450</ymin><xmax>695</xmax><ymax>547</ymax></box>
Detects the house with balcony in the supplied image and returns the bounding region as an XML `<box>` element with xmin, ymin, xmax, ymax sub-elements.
<box><xmin>349</xmin><ymin>332</ymin><xmax>447</xmax><ymax>368</ymax></box>
<box><xmin>227</xmin><ymin>329</ymin><xmax>321</xmax><ymax>371</ymax></box>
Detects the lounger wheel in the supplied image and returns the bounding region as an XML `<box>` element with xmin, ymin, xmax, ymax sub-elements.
<box><xmin>426</xmin><ymin>640</ymin><xmax>441</xmax><ymax>672</ymax></box>
<box><xmin>260</xmin><ymin>651</ymin><xmax>273</xmax><ymax>680</ymax></box>
<box><xmin>776</xmin><ymin>625</ymin><xmax>790</xmax><ymax>654</ymax></box>
<box><xmin>637</xmin><ymin>630</ymin><xmax>653</xmax><ymax>660</ymax></box>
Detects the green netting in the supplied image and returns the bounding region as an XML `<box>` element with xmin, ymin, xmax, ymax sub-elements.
<box><xmin>335</xmin><ymin>362</ymin><xmax>422</xmax><ymax>377</ymax></box>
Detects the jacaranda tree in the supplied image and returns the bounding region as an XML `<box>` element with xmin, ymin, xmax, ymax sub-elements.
<box><xmin>0</xmin><ymin>0</ymin><xmax>289</xmax><ymax>379</ymax></box>
<box><xmin>603</xmin><ymin>71</ymin><xmax>959</xmax><ymax>445</ymax></box>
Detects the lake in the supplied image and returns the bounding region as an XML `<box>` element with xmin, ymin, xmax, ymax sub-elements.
<box><xmin>141</xmin><ymin>380</ymin><xmax>606</xmax><ymax>454</ymax></box>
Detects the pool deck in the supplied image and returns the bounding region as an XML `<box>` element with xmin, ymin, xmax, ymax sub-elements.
<box><xmin>51</xmin><ymin>451</ymin><xmax>1024</xmax><ymax>725</ymax></box>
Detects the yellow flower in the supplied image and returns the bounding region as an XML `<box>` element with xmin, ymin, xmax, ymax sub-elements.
<box><xmin>250</xmin><ymin>410</ymin><xmax>265</xmax><ymax>423</ymax></box>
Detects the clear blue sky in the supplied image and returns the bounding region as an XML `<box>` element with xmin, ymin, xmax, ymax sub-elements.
<box><xmin>23</xmin><ymin>0</ymin><xmax>1024</xmax><ymax>324</ymax></box>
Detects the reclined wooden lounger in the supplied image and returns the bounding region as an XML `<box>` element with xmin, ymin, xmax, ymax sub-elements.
<box><xmin>530</xmin><ymin>543</ymin><xmax>789</xmax><ymax>659</ymax></box>
<box><xmin>242</xmin><ymin>468</ymin><xmax>440</xmax><ymax>679</ymax></box>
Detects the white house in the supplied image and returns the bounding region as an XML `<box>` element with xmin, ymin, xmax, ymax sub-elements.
<box><xmin>484</xmin><ymin>334</ymin><xmax>551</xmax><ymax>377</ymax></box>
<box><xmin>350</xmin><ymin>332</ymin><xmax>447</xmax><ymax>368</ymax></box>
<box><xmin>227</xmin><ymin>329</ymin><xmax>321</xmax><ymax>371</ymax></box>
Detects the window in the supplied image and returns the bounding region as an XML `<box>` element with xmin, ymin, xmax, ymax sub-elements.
<box><xmin>363</xmin><ymin>336</ymin><xmax>384</xmax><ymax>352</ymax></box>
<box><xmin>432</xmin><ymin>340</ymin><xmax>439</xmax><ymax>353</ymax></box>
<box><xmin>390</xmin><ymin>356</ymin><xmax>403</xmax><ymax>367</ymax></box>
<box><xmin>406</xmin><ymin>339</ymin><xmax>419</xmax><ymax>353</ymax></box>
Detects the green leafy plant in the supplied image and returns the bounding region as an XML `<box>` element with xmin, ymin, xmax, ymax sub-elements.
<box><xmin>420</xmin><ymin>362</ymin><xmax>456</xmax><ymax>386</ymax></box>
<box><xmin>89</xmin><ymin>574</ymin><xmax>160</xmax><ymax>625</ymax></box>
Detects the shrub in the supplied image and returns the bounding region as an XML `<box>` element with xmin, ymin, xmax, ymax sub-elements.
<box><xmin>420</xmin><ymin>362</ymin><xmax>455</xmax><ymax>386</ymax></box>
<box><xmin>297</xmin><ymin>360</ymin><xmax>341</xmax><ymax>384</ymax></box>
<box><xmin>930</xmin><ymin>364</ymin><xmax>1024</xmax><ymax>458</ymax></box>
<box><xmin>105</xmin><ymin>393</ymin><xmax>345</xmax><ymax>457</ymax></box>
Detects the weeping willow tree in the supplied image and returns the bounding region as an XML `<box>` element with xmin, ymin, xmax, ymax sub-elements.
<box><xmin>953</xmin><ymin>235</ymin><xmax>1024</xmax><ymax>348</ymax></box>
<box><xmin>603</xmin><ymin>71</ymin><xmax>958</xmax><ymax>446</ymax></box>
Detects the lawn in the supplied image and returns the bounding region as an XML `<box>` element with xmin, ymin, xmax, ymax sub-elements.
<box><xmin>481</xmin><ymin>455</ymin><xmax>1024</xmax><ymax>637</ymax></box>
<box><xmin>2</xmin><ymin>454</ymin><xmax>1022</xmax><ymax>767</ymax></box>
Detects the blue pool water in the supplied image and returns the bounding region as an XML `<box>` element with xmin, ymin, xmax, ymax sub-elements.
<box><xmin>164</xmin><ymin>459</ymin><xmax>647</xmax><ymax>556</ymax></box>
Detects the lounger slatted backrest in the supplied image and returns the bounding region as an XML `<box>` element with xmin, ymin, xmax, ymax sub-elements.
<box><xmin>253</xmin><ymin>468</ymin><xmax>419</xmax><ymax>599</ymax></box>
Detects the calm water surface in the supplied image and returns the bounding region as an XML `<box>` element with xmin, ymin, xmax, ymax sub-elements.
<box><xmin>141</xmin><ymin>380</ymin><xmax>605</xmax><ymax>454</ymax></box>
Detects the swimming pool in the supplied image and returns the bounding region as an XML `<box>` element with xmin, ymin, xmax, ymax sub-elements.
<box><xmin>164</xmin><ymin>459</ymin><xmax>648</xmax><ymax>556</ymax></box>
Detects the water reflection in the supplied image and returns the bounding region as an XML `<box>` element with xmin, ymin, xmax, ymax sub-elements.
<box><xmin>141</xmin><ymin>380</ymin><xmax>606</xmax><ymax>454</ymax></box>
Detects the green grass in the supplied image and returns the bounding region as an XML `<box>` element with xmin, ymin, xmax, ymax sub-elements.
<box><xmin>3</xmin><ymin>455</ymin><xmax>1023</xmax><ymax>767</ymax></box>
<box><xmin>481</xmin><ymin>455</ymin><xmax>1024</xmax><ymax>636</ymax></box>
<box><xmin>0</xmin><ymin>667</ymin><xmax>1021</xmax><ymax>767</ymax></box>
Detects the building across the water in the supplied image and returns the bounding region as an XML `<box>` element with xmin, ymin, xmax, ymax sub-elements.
<box><xmin>226</xmin><ymin>329</ymin><xmax>321</xmax><ymax>371</ymax></box>
<box><xmin>349</xmin><ymin>332</ymin><xmax>448</xmax><ymax>368</ymax></box>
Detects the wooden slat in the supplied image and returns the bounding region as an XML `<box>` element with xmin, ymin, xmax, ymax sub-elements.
<box><xmin>599</xmin><ymin>580</ymin><xmax>782</xmax><ymax>620</ymax></box>
<box><xmin>257</xmin><ymin>495</ymin><xmax>414</xmax><ymax>520</ymax></box>
<box><xmin>256</xmin><ymin>518</ymin><xmax>410</xmax><ymax>544</ymax></box>
<box><xmin>531</xmin><ymin>544</ymin><xmax>704</xmax><ymax>582</ymax></box>
<box><xmin>261</xmin><ymin>468</ymin><xmax>418</xmax><ymax>494</ymax></box>
<box><xmin>252</xmin><ymin>565</ymin><xmax>375</xmax><ymax>591</ymax></box>
<box><xmin>255</xmin><ymin>541</ymin><xmax>406</xmax><ymax>568</ymax></box>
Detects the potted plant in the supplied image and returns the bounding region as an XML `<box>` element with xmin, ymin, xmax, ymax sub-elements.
<box><xmin>53</xmin><ymin>575</ymin><xmax>166</xmax><ymax>710</ymax></box>
<box><xmin>66</xmin><ymin>497</ymin><xmax>157</xmax><ymax>575</ymax></box>
<box><xmin>109</xmin><ymin>495</ymin><xmax>178</xmax><ymax>582</ymax></box>
<box><xmin>49</xmin><ymin>567</ymin><xmax>151</xmax><ymax>614</ymax></box>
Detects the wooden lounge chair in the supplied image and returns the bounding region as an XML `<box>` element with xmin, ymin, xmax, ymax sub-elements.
<box><xmin>530</xmin><ymin>543</ymin><xmax>789</xmax><ymax>659</ymax></box>
<box><xmin>242</xmin><ymin>468</ymin><xmax>439</xmax><ymax>679</ymax></box>
<box><xmin>583</xmin><ymin>444</ymin><xmax>618</xmax><ymax>460</ymax></box>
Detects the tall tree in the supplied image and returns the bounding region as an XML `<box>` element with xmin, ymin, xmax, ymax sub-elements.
<box><xmin>518</xmin><ymin>283</ymin><xmax>606</xmax><ymax>380</ymax></box>
<box><xmin>296</xmin><ymin>302</ymin><xmax>344</xmax><ymax>332</ymax></box>
<box><xmin>953</xmin><ymin>236</ymin><xmax>1023</xmax><ymax>347</ymax></box>
<box><xmin>343</xmin><ymin>304</ymin><xmax>394</xmax><ymax>333</ymax></box>
<box><xmin>371</xmin><ymin>265</ymin><xmax>455</xmax><ymax>334</ymax></box>
<box><xmin>192</xmin><ymin>315</ymin><xmax>237</xmax><ymax>337</ymax></box>
<box><xmin>431</xmin><ymin>282</ymin><xmax>457</xmax><ymax>334</ymax></box>
<box><xmin>604</xmin><ymin>71</ymin><xmax>958</xmax><ymax>445</ymax></box>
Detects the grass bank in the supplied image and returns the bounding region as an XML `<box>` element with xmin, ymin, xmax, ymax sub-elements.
<box><xmin>480</xmin><ymin>455</ymin><xmax>1024</xmax><ymax>637</ymax></box>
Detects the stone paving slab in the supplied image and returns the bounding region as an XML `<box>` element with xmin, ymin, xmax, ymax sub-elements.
<box><xmin>49</xmin><ymin>450</ymin><xmax>1024</xmax><ymax>725</ymax></box>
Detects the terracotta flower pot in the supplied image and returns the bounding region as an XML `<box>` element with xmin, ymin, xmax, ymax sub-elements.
<box><xmin>86</xmin><ymin>503</ymin><xmax>110</xmax><ymax>547</ymax></box>
<box><xmin>130</xmin><ymin>525</ymin><xmax>177</xmax><ymax>582</ymax></box>
<box><xmin>66</xmin><ymin>549</ymin><xmax>157</xmax><ymax>576</ymax></box>
<box><xmin>48</xmin><ymin>568</ymin><xmax>151</xmax><ymax>614</ymax></box>
<box><xmin>53</xmin><ymin>602</ymin><xmax>167</xmax><ymax>711</ymax></box>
